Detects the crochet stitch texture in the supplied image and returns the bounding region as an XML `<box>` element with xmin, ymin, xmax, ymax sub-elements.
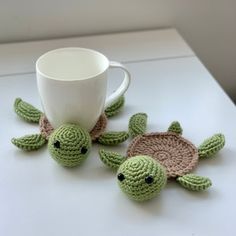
<box><xmin>177</xmin><ymin>174</ymin><xmax>212</xmax><ymax>191</ymax></box>
<box><xmin>198</xmin><ymin>134</ymin><xmax>225</xmax><ymax>158</ymax></box>
<box><xmin>104</xmin><ymin>96</ymin><xmax>125</xmax><ymax>117</ymax></box>
<box><xmin>14</xmin><ymin>98</ymin><xmax>42</xmax><ymax>123</ymax></box>
<box><xmin>128</xmin><ymin>113</ymin><xmax>147</xmax><ymax>138</ymax></box>
<box><xmin>12</xmin><ymin>96</ymin><xmax>129</xmax><ymax>167</ymax></box>
<box><xmin>127</xmin><ymin>132</ymin><xmax>199</xmax><ymax>178</ymax></box>
<box><xmin>39</xmin><ymin>114</ymin><xmax>108</xmax><ymax>141</ymax></box>
<box><xmin>12</xmin><ymin>134</ymin><xmax>46</xmax><ymax>151</ymax></box>
<box><xmin>117</xmin><ymin>155</ymin><xmax>167</xmax><ymax>201</ymax></box>
<box><xmin>48</xmin><ymin>124</ymin><xmax>91</xmax><ymax>167</ymax></box>
<box><xmin>99</xmin><ymin>113</ymin><xmax>225</xmax><ymax>201</ymax></box>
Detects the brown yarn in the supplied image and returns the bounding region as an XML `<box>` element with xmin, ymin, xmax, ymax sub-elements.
<box><xmin>127</xmin><ymin>132</ymin><xmax>198</xmax><ymax>178</ymax></box>
<box><xmin>39</xmin><ymin>114</ymin><xmax>107</xmax><ymax>141</ymax></box>
<box><xmin>90</xmin><ymin>114</ymin><xmax>107</xmax><ymax>141</ymax></box>
<box><xmin>39</xmin><ymin>115</ymin><xmax>54</xmax><ymax>140</ymax></box>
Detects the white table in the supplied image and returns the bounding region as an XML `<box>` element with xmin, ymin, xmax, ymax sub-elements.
<box><xmin>1</xmin><ymin>29</ymin><xmax>236</xmax><ymax>236</ymax></box>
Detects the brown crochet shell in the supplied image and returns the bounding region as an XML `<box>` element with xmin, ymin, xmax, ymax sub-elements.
<box><xmin>39</xmin><ymin>115</ymin><xmax>54</xmax><ymax>140</ymax></box>
<box><xmin>39</xmin><ymin>114</ymin><xmax>107</xmax><ymax>141</ymax></box>
<box><xmin>127</xmin><ymin>132</ymin><xmax>199</xmax><ymax>178</ymax></box>
<box><xmin>89</xmin><ymin>114</ymin><xmax>108</xmax><ymax>140</ymax></box>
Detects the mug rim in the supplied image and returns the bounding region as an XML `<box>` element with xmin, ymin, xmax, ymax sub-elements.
<box><xmin>36</xmin><ymin>47</ymin><xmax>109</xmax><ymax>81</ymax></box>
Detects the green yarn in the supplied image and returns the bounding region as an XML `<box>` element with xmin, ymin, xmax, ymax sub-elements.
<box><xmin>48</xmin><ymin>124</ymin><xmax>92</xmax><ymax>167</ymax></box>
<box><xmin>12</xmin><ymin>96</ymin><xmax>130</xmax><ymax>167</ymax></box>
<box><xmin>117</xmin><ymin>155</ymin><xmax>167</xmax><ymax>201</ymax></box>
<box><xmin>97</xmin><ymin>131</ymin><xmax>129</xmax><ymax>145</ymax></box>
<box><xmin>129</xmin><ymin>113</ymin><xmax>147</xmax><ymax>138</ymax></box>
<box><xmin>168</xmin><ymin>121</ymin><xmax>183</xmax><ymax>135</ymax></box>
<box><xmin>105</xmin><ymin>95</ymin><xmax>125</xmax><ymax>117</ymax></box>
<box><xmin>12</xmin><ymin>96</ymin><xmax>130</xmax><ymax>168</ymax></box>
<box><xmin>177</xmin><ymin>174</ymin><xmax>212</xmax><ymax>191</ymax></box>
<box><xmin>198</xmin><ymin>133</ymin><xmax>225</xmax><ymax>158</ymax></box>
<box><xmin>99</xmin><ymin>149</ymin><xmax>126</xmax><ymax>169</ymax></box>
<box><xmin>99</xmin><ymin>118</ymin><xmax>225</xmax><ymax>200</ymax></box>
<box><xmin>11</xmin><ymin>134</ymin><xmax>47</xmax><ymax>151</ymax></box>
<box><xmin>14</xmin><ymin>98</ymin><xmax>42</xmax><ymax>123</ymax></box>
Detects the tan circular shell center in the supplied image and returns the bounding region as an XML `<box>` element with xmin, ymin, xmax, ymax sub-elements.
<box><xmin>127</xmin><ymin>132</ymin><xmax>199</xmax><ymax>178</ymax></box>
<box><xmin>39</xmin><ymin>114</ymin><xmax>107</xmax><ymax>141</ymax></box>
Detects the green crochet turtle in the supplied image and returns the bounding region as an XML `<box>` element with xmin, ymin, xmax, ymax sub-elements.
<box><xmin>99</xmin><ymin>113</ymin><xmax>225</xmax><ymax>201</ymax></box>
<box><xmin>12</xmin><ymin>96</ymin><xmax>129</xmax><ymax>167</ymax></box>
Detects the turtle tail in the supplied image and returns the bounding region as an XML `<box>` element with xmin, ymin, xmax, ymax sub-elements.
<box><xmin>14</xmin><ymin>98</ymin><xmax>43</xmax><ymax>123</ymax></box>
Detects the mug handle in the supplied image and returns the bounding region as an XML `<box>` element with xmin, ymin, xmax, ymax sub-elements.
<box><xmin>105</xmin><ymin>61</ymin><xmax>131</xmax><ymax>108</ymax></box>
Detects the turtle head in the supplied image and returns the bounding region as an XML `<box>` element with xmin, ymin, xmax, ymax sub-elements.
<box><xmin>117</xmin><ymin>155</ymin><xmax>167</xmax><ymax>201</ymax></box>
<box><xmin>48</xmin><ymin>124</ymin><xmax>92</xmax><ymax>167</ymax></box>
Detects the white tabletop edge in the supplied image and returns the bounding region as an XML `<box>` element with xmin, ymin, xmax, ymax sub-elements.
<box><xmin>0</xmin><ymin>28</ymin><xmax>194</xmax><ymax>76</ymax></box>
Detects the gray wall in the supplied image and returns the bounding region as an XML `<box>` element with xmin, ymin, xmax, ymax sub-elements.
<box><xmin>1</xmin><ymin>0</ymin><xmax>235</xmax><ymax>100</ymax></box>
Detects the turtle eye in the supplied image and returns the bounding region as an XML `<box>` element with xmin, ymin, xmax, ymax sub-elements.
<box><xmin>117</xmin><ymin>173</ymin><xmax>125</xmax><ymax>182</ymax></box>
<box><xmin>145</xmin><ymin>176</ymin><xmax>154</xmax><ymax>184</ymax></box>
<box><xmin>81</xmin><ymin>147</ymin><xmax>88</xmax><ymax>154</ymax></box>
<box><xmin>53</xmin><ymin>140</ymin><xmax>60</xmax><ymax>149</ymax></box>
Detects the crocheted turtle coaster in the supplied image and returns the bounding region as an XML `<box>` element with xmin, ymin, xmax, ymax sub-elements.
<box><xmin>12</xmin><ymin>96</ymin><xmax>129</xmax><ymax>167</ymax></box>
<box><xmin>39</xmin><ymin>113</ymin><xmax>108</xmax><ymax>141</ymax></box>
<box><xmin>99</xmin><ymin>113</ymin><xmax>226</xmax><ymax>201</ymax></box>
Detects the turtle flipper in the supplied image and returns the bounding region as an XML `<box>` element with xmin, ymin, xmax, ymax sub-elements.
<box><xmin>168</xmin><ymin>121</ymin><xmax>183</xmax><ymax>135</ymax></box>
<box><xmin>105</xmin><ymin>95</ymin><xmax>125</xmax><ymax>117</ymax></box>
<box><xmin>14</xmin><ymin>98</ymin><xmax>43</xmax><ymax>123</ymax></box>
<box><xmin>97</xmin><ymin>131</ymin><xmax>129</xmax><ymax>145</ymax></box>
<box><xmin>11</xmin><ymin>134</ymin><xmax>47</xmax><ymax>151</ymax></box>
<box><xmin>99</xmin><ymin>149</ymin><xmax>126</xmax><ymax>169</ymax></box>
<box><xmin>129</xmin><ymin>113</ymin><xmax>147</xmax><ymax>138</ymax></box>
<box><xmin>177</xmin><ymin>174</ymin><xmax>212</xmax><ymax>191</ymax></box>
<box><xmin>198</xmin><ymin>133</ymin><xmax>225</xmax><ymax>158</ymax></box>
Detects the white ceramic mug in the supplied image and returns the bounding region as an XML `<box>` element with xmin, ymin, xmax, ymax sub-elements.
<box><xmin>36</xmin><ymin>47</ymin><xmax>131</xmax><ymax>131</ymax></box>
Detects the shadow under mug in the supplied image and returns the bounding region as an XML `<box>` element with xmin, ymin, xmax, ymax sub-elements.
<box><xmin>36</xmin><ymin>47</ymin><xmax>131</xmax><ymax>131</ymax></box>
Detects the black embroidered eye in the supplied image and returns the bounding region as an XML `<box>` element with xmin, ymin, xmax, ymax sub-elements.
<box><xmin>81</xmin><ymin>147</ymin><xmax>88</xmax><ymax>154</ymax></box>
<box><xmin>117</xmin><ymin>173</ymin><xmax>125</xmax><ymax>182</ymax></box>
<box><xmin>53</xmin><ymin>140</ymin><xmax>60</xmax><ymax>149</ymax></box>
<box><xmin>145</xmin><ymin>176</ymin><xmax>154</xmax><ymax>184</ymax></box>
